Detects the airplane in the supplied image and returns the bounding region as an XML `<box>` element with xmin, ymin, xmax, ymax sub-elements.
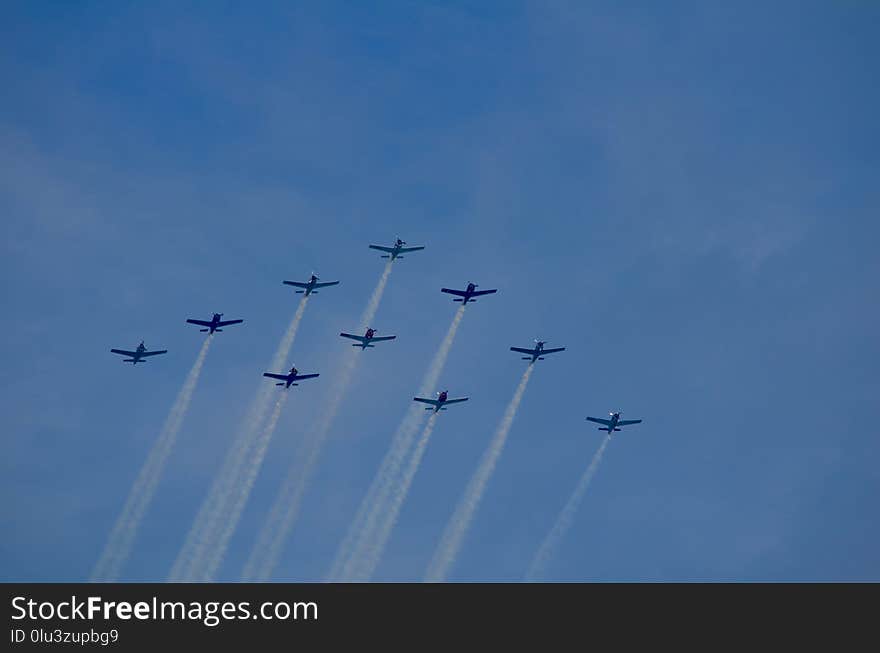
<box><xmin>339</xmin><ymin>327</ymin><xmax>397</xmax><ymax>350</ymax></box>
<box><xmin>413</xmin><ymin>390</ymin><xmax>469</xmax><ymax>412</ymax></box>
<box><xmin>440</xmin><ymin>282</ymin><xmax>497</xmax><ymax>305</ymax></box>
<box><xmin>282</xmin><ymin>273</ymin><xmax>340</xmax><ymax>296</ymax></box>
<box><xmin>110</xmin><ymin>341</ymin><xmax>168</xmax><ymax>365</ymax></box>
<box><xmin>368</xmin><ymin>237</ymin><xmax>425</xmax><ymax>261</ymax></box>
<box><xmin>262</xmin><ymin>366</ymin><xmax>320</xmax><ymax>389</ymax></box>
<box><xmin>586</xmin><ymin>412</ymin><xmax>642</xmax><ymax>433</ymax></box>
<box><xmin>510</xmin><ymin>340</ymin><xmax>566</xmax><ymax>364</ymax></box>
<box><xmin>185</xmin><ymin>313</ymin><xmax>244</xmax><ymax>335</ymax></box>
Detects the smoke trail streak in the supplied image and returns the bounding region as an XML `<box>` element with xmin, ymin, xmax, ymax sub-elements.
<box><xmin>424</xmin><ymin>364</ymin><xmax>534</xmax><ymax>582</ymax></box>
<box><xmin>351</xmin><ymin>411</ymin><xmax>439</xmax><ymax>581</ymax></box>
<box><xmin>241</xmin><ymin>262</ymin><xmax>394</xmax><ymax>581</ymax></box>
<box><xmin>168</xmin><ymin>296</ymin><xmax>309</xmax><ymax>581</ymax></box>
<box><xmin>91</xmin><ymin>337</ymin><xmax>213</xmax><ymax>582</ymax></box>
<box><xmin>328</xmin><ymin>305</ymin><xmax>466</xmax><ymax>581</ymax></box>
<box><xmin>524</xmin><ymin>433</ymin><xmax>613</xmax><ymax>582</ymax></box>
<box><xmin>199</xmin><ymin>392</ymin><xmax>288</xmax><ymax>581</ymax></box>
<box><xmin>358</xmin><ymin>260</ymin><xmax>393</xmax><ymax>329</ymax></box>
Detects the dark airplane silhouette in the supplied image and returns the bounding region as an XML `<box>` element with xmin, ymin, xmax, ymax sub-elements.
<box><xmin>186</xmin><ymin>313</ymin><xmax>244</xmax><ymax>335</ymax></box>
<box><xmin>440</xmin><ymin>282</ymin><xmax>497</xmax><ymax>305</ymax></box>
<box><xmin>110</xmin><ymin>341</ymin><xmax>168</xmax><ymax>365</ymax></box>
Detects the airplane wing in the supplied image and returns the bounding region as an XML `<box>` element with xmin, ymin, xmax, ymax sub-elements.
<box><xmin>586</xmin><ymin>416</ymin><xmax>613</xmax><ymax>426</ymax></box>
<box><xmin>110</xmin><ymin>349</ymin><xmax>137</xmax><ymax>357</ymax></box>
<box><xmin>216</xmin><ymin>319</ymin><xmax>244</xmax><ymax>327</ymax></box>
<box><xmin>541</xmin><ymin>347</ymin><xmax>566</xmax><ymax>355</ymax></box>
<box><xmin>314</xmin><ymin>281</ymin><xmax>340</xmax><ymax>289</ymax></box>
<box><xmin>140</xmin><ymin>350</ymin><xmax>168</xmax><ymax>357</ymax></box>
<box><xmin>263</xmin><ymin>373</ymin><xmax>289</xmax><ymax>381</ymax></box>
<box><xmin>471</xmin><ymin>289</ymin><xmax>497</xmax><ymax>297</ymax></box>
<box><xmin>510</xmin><ymin>347</ymin><xmax>538</xmax><ymax>356</ymax></box>
<box><xmin>371</xmin><ymin>335</ymin><xmax>396</xmax><ymax>342</ymax></box>
<box><xmin>617</xmin><ymin>419</ymin><xmax>642</xmax><ymax>426</ymax></box>
<box><xmin>340</xmin><ymin>333</ymin><xmax>367</xmax><ymax>343</ymax></box>
<box><xmin>369</xmin><ymin>245</ymin><xmax>395</xmax><ymax>254</ymax></box>
<box><xmin>400</xmin><ymin>246</ymin><xmax>425</xmax><ymax>253</ymax></box>
<box><xmin>186</xmin><ymin>319</ymin><xmax>212</xmax><ymax>327</ymax></box>
<box><xmin>443</xmin><ymin>398</ymin><xmax>469</xmax><ymax>405</ymax></box>
<box><xmin>293</xmin><ymin>373</ymin><xmax>320</xmax><ymax>381</ymax></box>
<box><xmin>282</xmin><ymin>281</ymin><xmax>309</xmax><ymax>288</ymax></box>
<box><xmin>440</xmin><ymin>288</ymin><xmax>468</xmax><ymax>297</ymax></box>
<box><xmin>413</xmin><ymin>397</ymin><xmax>440</xmax><ymax>406</ymax></box>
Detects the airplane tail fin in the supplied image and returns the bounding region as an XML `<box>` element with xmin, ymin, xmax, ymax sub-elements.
<box><xmin>453</xmin><ymin>298</ymin><xmax>463</xmax><ymax>302</ymax></box>
<box><xmin>613</xmin><ymin>428</ymin><xmax>621</xmax><ymax>431</ymax></box>
<box><xmin>381</xmin><ymin>255</ymin><xmax>390</xmax><ymax>258</ymax></box>
<box><xmin>276</xmin><ymin>382</ymin><xmax>284</xmax><ymax>386</ymax></box>
<box><xmin>215</xmin><ymin>328</ymin><xmax>223</xmax><ymax>332</ymax></box>
<box><xmin>200</xmin><ymin>328</ymin><xmax>209</xmax><ymax>332</ymax></box>
<box><xmin>538</xmin><ymin>357</ymin><xmax>545</xmax><ymax>360</ymax></box>
<box><xmin>295</xmin><ymin>290</ymin><xmax>304</xmax><ymax>294</ymax></box>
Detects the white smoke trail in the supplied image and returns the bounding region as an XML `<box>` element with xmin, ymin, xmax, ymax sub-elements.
<box><xmin>424</xmin><ymin>364</ymin><xmax>534</xmax><ymax>582</ymax></box>
<box><xmin>91</xmin><ymin>336</ymin><xmax>213</xmax><ymax>582</ymax></box>
<box><xmin>168</xmin><ymin>296</ymin><xmax>309</xmax><ymax>581</ymax></box>
<box><xmin>350</xmin><ymin>411</ymin><xmax>439</xmax><ymax>581</ymax></box>
<box><xmin>358</xmin><ymin>260</ymin><xmax>393</xmax><ymax>330</ymax></box>
<box><xmin>198</xmin><ymin>391</ymin><xmax>289</xmax><ymax>581</ymax></box>
<box><xmin>241</xmin><ymin>262</ymin><xmax>394</xmax><ymax>581</ymax></box>
<box><xmin>328</xmin><ymin>305</ymin><xmax>466</xmax><ymax>581</ymax></box>
<box><xmin>524</xmin><ymin>433</ymin><xmax>613</xmax><ymax>582</ymax></box>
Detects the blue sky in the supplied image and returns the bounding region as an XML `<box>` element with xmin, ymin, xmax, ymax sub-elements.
<box><xmin>2</xmin><ymin>0</ymin><xmax>878</xmax><ymax>581</ymax></box>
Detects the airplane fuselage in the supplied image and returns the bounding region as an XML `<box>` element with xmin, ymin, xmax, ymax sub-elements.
<box><xmin>129</xmin><ymin>345</ymin><xmax>147</xmax><ymax>364</ymax></box>
<box><xmin>206</xmin><ymin>314</ymin><xmax>222</xmax><ymax>334</ymax></box>
<box><xmin>385</xmin><ymin>239</ymin><xmax>408</xmax><ymax>260</ymax></box>
<box><xmin>601</xmin><ymin>413</ymin><xmax>621</xmax><ymax>432</ymax></box>
<box><xmin>529</xmin><ymin>342</ymin><xmax>545</xmax><ymax>362</ymax></box>
<box><xmin>459</xmin><ymin>285</ymin><xmax>477</xmax><ymax>304</ymax></box>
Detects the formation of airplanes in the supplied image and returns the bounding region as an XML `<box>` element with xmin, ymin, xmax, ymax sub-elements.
<box><xmin>110</xmin><ymin>237</ymin><xmax>642</xmax><ymax>433</ymax></box>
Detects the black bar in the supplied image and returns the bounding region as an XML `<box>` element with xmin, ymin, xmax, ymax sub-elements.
<box><xmin>3</xmin><ymin>583</ymin><xmax>876</xmax><ymax>650</ymax></box>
